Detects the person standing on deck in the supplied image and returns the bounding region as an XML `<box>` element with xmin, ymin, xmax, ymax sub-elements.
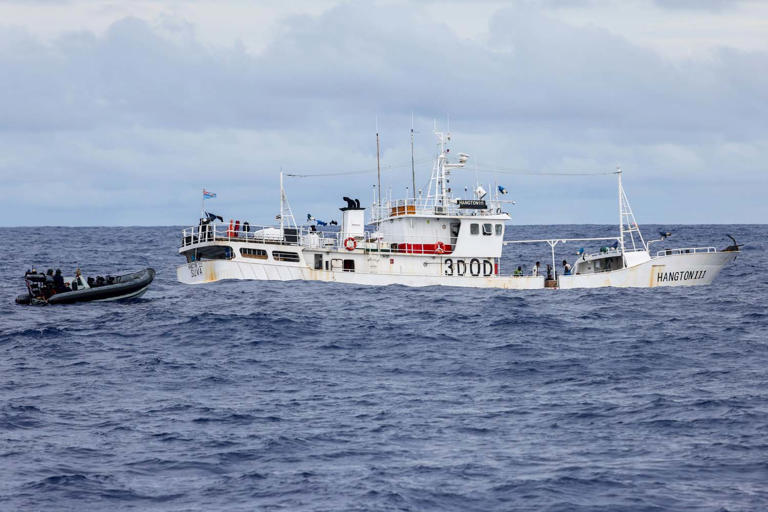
<box><xmin>532</xmin><ymin>261</ymin><xmax>540</xmax><ymax>276</ymax></box>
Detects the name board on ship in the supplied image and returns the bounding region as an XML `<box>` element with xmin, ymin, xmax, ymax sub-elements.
<box><xmin>656</xmin><ymin>270</ymin><xmax>706</xmax><ymax>282</ymax></box>
<box><xmin>457</xmin><ymin>199</ymin><xmax>487</xmax><ymax>209</ymax></box>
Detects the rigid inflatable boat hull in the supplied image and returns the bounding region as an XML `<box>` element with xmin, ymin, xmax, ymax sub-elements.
<box><xmin>17</xmin><ymin>268</ymin><xmax>155</xmax><ymax>305</ymax></box>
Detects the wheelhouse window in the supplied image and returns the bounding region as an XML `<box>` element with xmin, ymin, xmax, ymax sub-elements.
<box><xmin>482</xmin><ymin>223</ymin><xmax>493</xmax><ymax>236</ymax></box>
<box><xmin>240</xmin><ymin>248</ymin><xmax>267</xmax><ymax>259</ymax></box>
<box><xmin>495</xmin><ymin>224</ymin><xmax>503</xmax><ymax>236</ymax></box>
<box><xmin>470</xmin><ymin>223</ymin><xmax>479</xmax><ymax>235</ymax></box>
<box><xmin>272</xmin><ymin>250</ymin><xmax>300</xmax><ymax>262</ymax></box>
<box><xmin>194</xmin><ymin>245</ymin><xmax>234</xmax><ymax>260</ymax></box>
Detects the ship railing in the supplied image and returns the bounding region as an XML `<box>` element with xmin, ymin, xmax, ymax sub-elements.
<box><xmin>655</xmin><ymin>247</ymin><xmax>717</xmax><ymax>257</ymax></box>
<box><xmin>331</xmin><ymin>231</ymin><xmax>459</xmax><ymax>256</ymax></box>
<box><xmin>180</xmin><ymin>224</ymin><xmax>337</xmax><ymax>248</ymax></box>
<box><xmin>370</xmin><ymin>197</ymin><xmax>505</xmax><ymax>222</ymax></box>
<box><xmin>180</xmin><ymin>224</ymin><xmax>461</xmax><ymax>256</ymax></box>
<box><xmin>580</xmin><ymin>248</ymin><xmax>622</xmax><ymax>260</ymax></box>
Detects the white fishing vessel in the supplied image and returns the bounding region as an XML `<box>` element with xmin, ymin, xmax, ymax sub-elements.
<box><xmin>177</xmin><ymin>130</ymin><xmax>739</xmax><ymax>289</ymax></box>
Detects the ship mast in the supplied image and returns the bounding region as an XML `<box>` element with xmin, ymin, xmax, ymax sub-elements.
<box><xmin>376</xmin><ymin>122</ymin><xmax>382</xmax><ymax>219</ymax></box>
<box><xmin>617</xmin><ymin>168</ymin><xmax>646</xmax><ymax>255</ymax></box>
<box><xmin>279</xmin><ymin>171</ymin><xmax>297</xmax><ymax>232</ymax></box>
<box><xmin>410</xmin><ymin>114</ymin><xmax>416</xmax><ymax>202</ymax></box>
<box><xmin>280</xmin><ymin>171</ymin><xmax>284</xmax><ymax>234</ymax></box>
<box><xmin>425</xmin><ymin>129</ymin><xmax>468</xmax><ymax>214</ymax></box>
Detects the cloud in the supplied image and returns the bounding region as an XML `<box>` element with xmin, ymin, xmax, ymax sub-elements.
<box><xmin>0</xmin><ymin>2</ymin><xmax>766</xmax><ymax>226</ymax></box>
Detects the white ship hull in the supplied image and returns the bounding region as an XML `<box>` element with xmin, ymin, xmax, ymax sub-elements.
<box><xmin>177</xmin><ymin>256</ymin><xmax>544</xmax><ymax>289</ymax></box>
<box><xmin>558</xmin><ymin>250</ymin><xmax>737</xmax><ymax>289</ymax></box>
<box><xmin>176</xmin><ymin>245</ymin><xmax>737</xmax><ymax>290</ymax></box>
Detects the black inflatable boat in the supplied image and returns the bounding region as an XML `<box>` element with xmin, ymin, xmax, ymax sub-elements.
<box><xmin>15</xmin><ymin>268</ymin><xmax>155</xmax><ymax>305</ymax></box>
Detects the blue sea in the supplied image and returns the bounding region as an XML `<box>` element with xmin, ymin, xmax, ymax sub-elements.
<box><xmin>1</xmin><ymin>224</ymin><xmax>766</xmax><ymax>511</ymax></box>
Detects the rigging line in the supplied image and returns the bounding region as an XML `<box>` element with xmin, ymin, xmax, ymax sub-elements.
<box><xmin>473</xmin><ymin>168</ymin><xmax>619</xmax><ymax>176</ymax></box>
<box><xmin>285</xmin><ymin>159</ymin><xmax>432</xmax><ymax>178</ymax></box>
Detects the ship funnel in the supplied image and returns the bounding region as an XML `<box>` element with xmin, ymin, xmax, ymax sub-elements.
<box><xmin>340</xmin><ymin>196</ymin><xmax>365</xmax><ymax>239</ymax></box>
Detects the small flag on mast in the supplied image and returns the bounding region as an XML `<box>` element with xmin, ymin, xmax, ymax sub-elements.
<box><xmin>205</xmin><ymin>211</ymin><xmax>223</xmax><ymax>223</ymax></box>
<box><xmin>203</xmin><ymin>189</ymin><xmax>217</xmax><ymax>199</ymax></box>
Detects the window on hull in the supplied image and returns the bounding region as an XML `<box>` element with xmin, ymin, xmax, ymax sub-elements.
<box><xmin>273</xmin><ymin>251</ymin><xmax>300</xmax><ymax>262</ymax></box>
<box><xmin>188</xmin><ymin>245</ymin><xmax>234</xmax><ymax>261</ymax></box>
<box><xmin>240</xmin><ymin>248</ymin><xmax>267</xmax><ymax>259</ymax></box>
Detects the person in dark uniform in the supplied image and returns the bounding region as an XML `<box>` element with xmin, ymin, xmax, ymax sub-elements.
<box><xmin>53</xmin><ymin>269</ymin><xmax>66</xmax><ymax>293</ymax></box>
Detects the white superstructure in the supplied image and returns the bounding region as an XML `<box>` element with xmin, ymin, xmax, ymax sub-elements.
<box><xmin>177</xmin><ymin>131</ymin><xmax>739</xmax><ymax>289</ymax></box>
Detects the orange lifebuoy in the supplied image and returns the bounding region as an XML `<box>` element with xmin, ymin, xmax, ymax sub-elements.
<box><xmin>435</xmin><ymin>241</ymin><xmax>446</xmax><ymax>254</ymax></box>
<box><xmin>344</xmin><ymin>237</ymin><xmax>357</xmax><ymax>251</ymax></box>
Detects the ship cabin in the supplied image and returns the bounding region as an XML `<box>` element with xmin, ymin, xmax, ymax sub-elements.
<box><xmin>369</xmin><ymin>197</ymin><xmax>508</xmax><ymax>259</ymax></box>
<box><xmin>571</xmin><ymin>246</ymin><xmax>625</xmax><ymax>274</ymax></box>
<box><xmin>179</xmin><ymin>195</ymin><xmax>509</xmax><ymax>264</ymax></box>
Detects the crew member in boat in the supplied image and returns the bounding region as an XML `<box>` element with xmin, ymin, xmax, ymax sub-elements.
<box><xmin>532</xmin><ymin>261</ymin><xmax>540</xmax><ymax>276</ymax></box>
<box><xmin>514</xmin><ymin>266</ymin><xmax>523</xmax><ymax>276</ymax></box>
<box><xmin>71</xmin><ymin>269</ymin><xmax>84</xmax><ymax>291</ymax></box>
<box><xmin>562</xmin><ymin>260</ymin><xmax>572</xmax><ymax>275</ymax></box>
<box><xmin>53</xmin><ymin>269</ymin><xmax>70</xmax><ymax>293</ymax></box>
<box><xmin>39</xmin><ymin>269</ymin><xmax>54</xmax><ymax>298</ymax></box>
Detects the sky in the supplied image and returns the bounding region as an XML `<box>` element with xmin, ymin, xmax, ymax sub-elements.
<box><xmin>1</xmin><ymin>0</ymin><xmax>766</xmax><ymax>226</ymax></box>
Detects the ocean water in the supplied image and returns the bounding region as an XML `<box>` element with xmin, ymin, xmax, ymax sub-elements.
<box><xmin>1</xmin><ymin>224</ymin><xmax>766</xmax><ymax>511</ymax></box>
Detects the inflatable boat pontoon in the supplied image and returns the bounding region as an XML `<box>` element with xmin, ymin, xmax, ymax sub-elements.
<box><xmin>15</xmin><ymin>268</ymin><xmax>155</xmax><ymax>305</ymax></box>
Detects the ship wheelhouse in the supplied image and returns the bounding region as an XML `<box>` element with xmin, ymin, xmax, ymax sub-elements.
<box><xmin>368</xmin><ymin>129</ymin><xmax>510</xmax><ymax>258</ymax></box>
<box><xmin>571</xmin><ymin>247</ymin><xmax>625</xmax><ymax>275</ymax></box>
